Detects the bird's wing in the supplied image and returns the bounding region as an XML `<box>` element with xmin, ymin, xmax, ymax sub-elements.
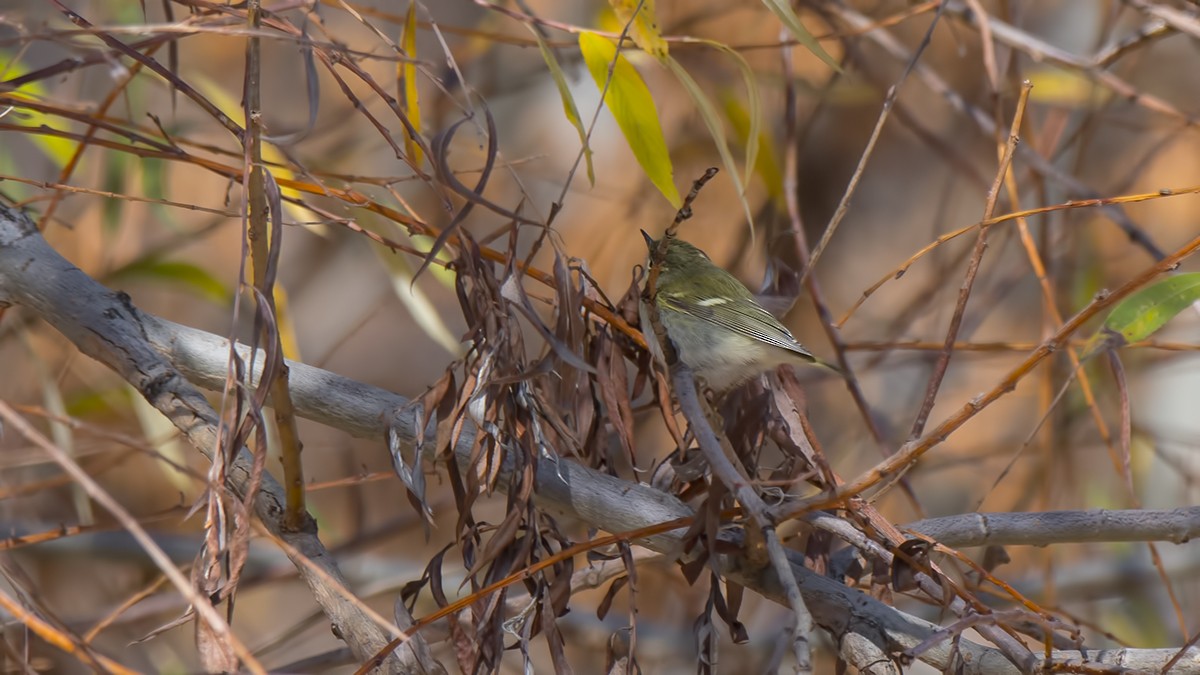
<box><xmin>659</xmin><ymin>290</ymin><xmax>816</xmax><ymax>360</ymax></box>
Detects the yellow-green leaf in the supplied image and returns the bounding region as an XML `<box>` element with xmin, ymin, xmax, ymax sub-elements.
<box><xmin>702</xmin><ymin>40</ymin><xmax>761</xmax><ymax>191</ymax></box>
<box><xmin>579</xmin><ymin>31</ymin><xmax>680</xmax><ymax>208</ymax></box>
<box><xmin>128</xmin><ymin>384</ymin><xmax>194</xmax><ymax>494</ymax></box>
<box><xmin>25</xmin><ymin>336</ymin><xmax>92</xmax><ymax>524</ymax></box>
<box><xmin>400</xmin><ymin>2</ymin><xmax>423</xmax><ymax>167</ymax></box>
<box><xmin>1</xmin><ymin>53</ymin><xmax>77</xmax><ymax>169</ymax></box>
<box><xmin>358</xmin><ymin>218</ymin><xmax>463</xmax><ymax>357</ymax></box>
<box><xmin>529</xmin><ymin>25</ymin><xmax>593</xmax><ymax>185</ymax></box>
<box><xmin>665</xmin><ymin>56</ymin><xmax>752</xmax><ymax>230</ymax></box>
<box><xmin>377</xmin><ymin>243</ymin><xmax>464</xmax><ymax>358</ymax></box>
<box><xmin>101</xmin><ymin>153</ymin><xmax>128</xmax><ymax>234</ymax></box>
<box><xmin>109</xmin><ymin>258</ymin><xmax>231</xmax><ymax>304</ymax></box>
<box><xmin>1026</xmin><ymin>67</ymin><xmax>1110</xmax><ymax>108</ymax></box>
<box><xmin>760</xmin><ymin>0</ymin><xmax>841</xmax><ymax>72</ymax></box>
<box><xmin>724</xmin><ymin>93</ymin><xmax>781</xmax><ymax>206</ymax></box>
<box><xmin>1082</xmin><ymin>273</ymin><xmax>1200</xmax><ymax>358</ymax></box>
<box><xmin>192</xmin><ymin>74</ymin><xmax>309</xmax><ymax>225</ymax></box>
<box><xmin>608</xmin><ymin>0</ymin><xmax>668</xmax><ymax>61</ymax></box>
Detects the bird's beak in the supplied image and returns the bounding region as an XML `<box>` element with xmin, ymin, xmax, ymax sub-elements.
<box><xmin>640</xmin><ymin>229</ymin><xmax>655</xmax><ymax>251</ymax></box>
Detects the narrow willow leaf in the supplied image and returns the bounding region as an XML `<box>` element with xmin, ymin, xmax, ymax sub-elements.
<box><xmin>139</xmin><ymin>156</ymin><xmax>167</xmax><ymax>200</ymax></box>
<box><xmin>0</xmin><ymin>54</ymin><xmax>77</xmax><ymax>168</ymax></box>
<box><xmin>101</xmin><ymin>153</ymin><xmax>127</xmax><ymax>234</ymax></box>
<box><xmin>608</xmin><ymin>0</ymin><xmax>668</xmax><ymax>60</ymax></box>
<box><xmin>529</xmin><ymin>25</ymin><xmax>593</xmax><ymax>185</ymax></box>
<box><xmin>272</xmin><ymin>286</ymin><xmax>303</xmax><ymax>361</ymax></box>
<box><xmin>26</xmin><ymin>338</ymin><xmax>93</xmax><ymax>525</ymax></box>
<box><xmin>192</xmin><ymin>74</ymin><xmax>309</xmax><ymax>225</ymax></box>
<box><xmin>110</xmin><ymin>258</ymin><xmax>232</xmax><ymax>304</ymax></box>
<box><xmin>665</xmin><ymin>56</ymin><xmax>753</xmax><ymax>231</ymax></box>
<box><xmin>400</xmin><ymin>2</ymin><xmax>423</xmax><ymax>167</ymax></box>
<box><xmin>363</xmin><ymin>226</ymin><xmax>464</xmax><ymax>358</ymax></box>
<box><xmin>128</xmin><ymin>384</ymin><xmax>194</xmax><ymax>494</ymax></box>
<box><xmin>723</xmin><ymin>93</ymin><xmax>782</xmax><ymax>205</ymax></box>
<box><xmin>579</xmin><ymin>32</ymin><xmax>681</xmax><ymax>207</ymax></box>
<box><xmin>1027</xmin><ymin>67</ymin><xmax>1110</xmax><ymax>108</ymax></box>
<box><xmin>136</xmin><ymin>156</ymin><xmax>176</xmax><ymax>227</ymax></box>
<box><xmin>760</xmin><ymin>0</ymin><xmax>841</xmax><ymax>72</ymax></box>
<box><xmin>410</xmin><ymin>233</ymin><xmax>460</xmax><ymax>290</ymax></box>
<box><xmin>700</xmin><ymin>39</ymin><xmax>761</xmax><ymax>190</ymax></box>
<box><xmin>1083</xmin><ymin>273</ymin><xmax>1200</xmax><ymax>358</ymax></box>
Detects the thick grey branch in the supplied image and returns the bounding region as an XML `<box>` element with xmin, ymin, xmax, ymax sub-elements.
<box><xmin>0</xmin><ymin>204</ymin><xmax>412</xmax><ymax>673</ymax></box>
<box><xmin>908</xmin><ymin>508</ymin><xmax>1200</xmax><ymax>547</ymax></box>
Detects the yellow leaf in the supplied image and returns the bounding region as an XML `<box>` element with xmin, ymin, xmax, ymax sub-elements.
<box><xmin>723</xmin><ymin>94</ymin><xmax>781</xmax><ymax>206</ymax></box>
<box><xmin>579</xmin><ymin>32</ymin><xmax>680</xmax><ymax>208</ymax></box>
<box><xmin>272</xmin><ymin>286</ymin><xmax>303</xmax><ymax>361</ymax></box>
<box><xmin>0</xmin><ymin>52</ymin><xmax>77</xmax><ymax>169</ymax></box>
<box><xmin>399</xmin><ymin>2</ymin><xmax>423</xmax><ymax>166</ymax></box>
<box><xmin>1026</xmin><ymin>68</ymin><xmax>1110</xmax><ymax>108</ymax></box>
<box><xmin>608</xmin><ymin>0</ymin><xmax>668</xmax><ymax>61</ymax></box>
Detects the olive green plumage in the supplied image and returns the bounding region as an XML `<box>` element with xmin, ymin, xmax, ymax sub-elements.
<box><xmin>640</xmin><ymin>232</ymin><xmax>833</xmax><ymax>391</ymax></box>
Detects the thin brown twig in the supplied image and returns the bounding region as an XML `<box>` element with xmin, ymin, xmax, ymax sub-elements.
<box><xmin>0</xmin><ymin>583</ymin><xmax>134</xmax><ymax>675</ymax></box>
<box><xmin>907</xmin><ymin>80</ymin><xmax>1032</xmax><ymax>440</ymax></box>
<box><xmin>0</xmin><ymin>402</ymin><xmax>267</xmax><ymax>674</ymax></box>
<box><xmin>801</xmin><ymin>1</ymin><xmax>947</xmax><ymax>283</ymax></box>
<box><xmin>243</xmin><ymin>0</ymin><xmax>306</xmax><ymax>533</ymax></box>
<box><xmin>828</xmin><ymin>2</ymin><xmax>1170</xmax><ymax>263</ymax></box>
<box><xmin>779</xmin><ymin>20</ymin><xmax>924</xmax><ymax>516</ymax></box>
<box><xmin>843</xmin><ymin>339</ymin><xmax>1200</xmax><ymax>353</ymax></box>
<box><xmin>835</xmin><ymin>182</ymin><xmax>1200</xmax><ymax>328</ymax></box>
<box><xmin>670</xmin><ymin>366</ymin><xmax>816</xmax><ymax>673</ymax></box>
<box><xmin>774</xmin><ymin>226</ymin><xmax>1200</xmax><ymax>522</ymax></box>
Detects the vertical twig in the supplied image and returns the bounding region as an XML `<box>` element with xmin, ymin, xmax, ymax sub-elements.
<box><xmin>800</xmin><ymin>3</ymin><xmax>947</xmax><ymax>282</ymax></box>
<box><xmin>671</xmin><ymin>367</ymin><xmax>815</xmax><ymax>674</ymax></box>
<box><xmin>244</xmin><ymin>0</ymin><xmax>307</xmax><ymax>531</ymax></box>
<box><xmin>779</xmin><ymin>23</ymin><xmax>925</xmax><ymax>516</ymax></box>
<box><xmin>907</xmin><ymin>81</ymin><xmax>1033</xmax><ymax>440</ymax></box>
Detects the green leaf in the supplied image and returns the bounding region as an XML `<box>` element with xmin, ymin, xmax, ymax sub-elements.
<box><xmin>1083</xmin><ymin>273</ymin><xmax>1200</xmax><ymax>358</ymax></box>
<box><xmin>529</xmin><ymin>25</ymin><xmax>593</xmax><ymax>185</ymax></box>
<box><xmin>687</xmin><ymin>39</ymin><xmax>762</xmax><ymax>194</ymax></box>
<box><xmin>138</xmin><ymin>156</ymin><xmax>176</xmax><ymax>226</ymax></box>
<box><xmin>109</xmin><ymin>258</ymin><xmax>231</xmax><ymax>304</ymax></box>
<box><xmin>64</xmin><ymin>386</ymin><xmax>132</xmax><ymax>419</ymax></box>
<box><xmin>101</xmin><ymin>153</ymin><xmax>127</xmax><ymax>234</ymax></box>
<box><xmin>760</xmin><ymin>0</ymin><xmax>841</xmax><ymax>72</ymax></box>
<box><xmin>665</xmin><ymin>56</ymin><xmax>753</xmax><ymax>232</ymax></box>
<box><xmin>579</xmin><ymin>31</ymin><xmax>681</xmax><ymax>208</ymax></box>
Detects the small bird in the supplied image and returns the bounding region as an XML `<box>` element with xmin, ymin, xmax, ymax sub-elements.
<box><xmin>640</xmin><ymin>231</ymin><xmax>837</xmax><ymax>391</ymax></box>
